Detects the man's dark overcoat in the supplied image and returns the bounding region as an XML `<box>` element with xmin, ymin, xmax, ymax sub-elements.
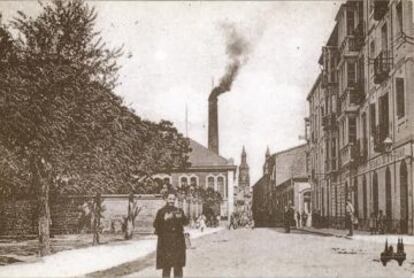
<box><xmin>153</xmin><ymin>205</ymin><xmax>189</xmax><ymax>269</ymax></box>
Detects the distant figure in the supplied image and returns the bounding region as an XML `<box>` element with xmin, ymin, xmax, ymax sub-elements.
<box><xmin>228</xmin><ymin>212</ymin><xmax>237</xmax><ymax>230</ymax></box>
<box><xmin>346</xmin><ymin>199</ymin><xmax>354</xmax><ymax>236</ymax></box>
<box><xmin>284</xmin><ymin>205</ymin><xmax>294</xmax><ymax>233</ymax></box>
<box><xmin>198</xmin><ymin>214</ymin><xmax>207</xmax><ymax>232</ymax></box>
<box><xmin>377</xmin><ymin>210</ymin><xmax>385</xmax><ymax>234</ymax></box>
<box><xmin>296</xmin><ymin>211</ymin><xmax>301</xmax><ymax>228</ymax></box>
<box><xmin>369</xmin><ymin>212</ymin><xmax>377</xmax><ymax>235</ymax></box>
<box><xmin>301</xmin><ymin>210</ymin><xmax>308</xmax><ymax>227</ymax></box>
<box><xmin>353</xmin><ymin>212</ymin><xmax>359</xmax><ymax>230</ymax></box>
<box><xmin>153</xmin><ymin>191</ymin><xmax>189</xmax><ymax>278</ymax></box>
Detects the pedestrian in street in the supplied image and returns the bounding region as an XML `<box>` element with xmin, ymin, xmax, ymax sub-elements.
<box><xmin>198</xmin><ymin>214</ymin><xmax>207</xmax><ymax>232</ymax></box>
<box><xmin>353</xmin><ymin>212</ymin><xmax>359</xmax><ymax>230</ymax></box>
<box><xmin>296</xmin><ymin>211</ymin><xmax>301</xmax><ymax>228</ymax></box>
<box><xmin>301</xmin><ymin>210</ymin><xmax>308</xmax><ymax>227</ymax></box>
<box><xmin>153</xmin><ymin>191</ymin><xmax>189</xmax><ymax>278</ymax></box>
<box><xmin>284</xmin><ymin>205</ymin><xmax>293</xmax><ymax>233</ymax></box>
<box><xmin>345</xmin><ymin>199</ymin><xmax>354</xmax><ymax>236</ymax></box>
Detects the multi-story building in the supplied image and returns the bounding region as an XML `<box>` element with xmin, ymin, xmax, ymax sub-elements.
<box><xmin>307</xmin><ymin>0</ymin><xmax>414</xmax><ymax>234</ymax></box>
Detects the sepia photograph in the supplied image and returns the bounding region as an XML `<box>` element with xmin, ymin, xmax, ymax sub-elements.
<box><xmin>0</xmin><ymin>0</ymin><xmax>414</xmax><ymax>277</ymax></box>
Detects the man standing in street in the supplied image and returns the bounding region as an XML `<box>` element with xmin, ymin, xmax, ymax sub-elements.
<box><xmin>154</xmin><ymin>191</ymin><xmax>189</xmax><ymax>278</ymax></box>
<box><xmin>346</xmin><ymin>198</ymin><xmax>354</xmax><ymax>236</ymax></box>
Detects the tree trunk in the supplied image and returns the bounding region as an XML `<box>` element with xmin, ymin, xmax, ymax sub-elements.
<box><xmin>125</xmin><ymin>193</ymin><xmax>134</xmax><ymax>240</ymax></box>
<box><xmin>92</xmin><ymin>193</ymin><xmax>101</xmax><ymax>245</ymax></box>
<box><xmin>32</xmin><ymin>156</ymin><xmax>51</xmax><ymax>256</ymax></box>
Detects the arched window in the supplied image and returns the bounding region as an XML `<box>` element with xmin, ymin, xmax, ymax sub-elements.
<box><xmin>190</xmin><ymin>176</ymin><xmax>198</xmax><ymax>187</ymax></box>
<box><xmin>217</xmin><ymin>176</ymin><xmax>225</xmax><ymax>198</ymax></box>
<box><xmin>354</xmin><ymin>177</ymin><xmax>359</xmax><ymax>219</ymax></box>
<box><xmin>180</xmin><ymin>176</ymin><xmax>188</xmax><ymax>188</ymax></box>
<box><xmin>154</xmin><ymin>178</ymin><xmax>163</xmax><ymax>187</ymax></box>
<box><xmin>207</xmin><ymin>176</ymin><xmax>215</xmax><ymax>189</ymax></box>
<box><xmin>372</xmin><ymin>172</ymin><xmax>379</xmax><ymax>216</ymax></box>
<box><xmin>400</xmin><ymin>161</ymin><xmax>408</xmax><ymax>233</ymax></box>
<box><xmin>163</xmin><ymin>177</ymin><xmax>171</xmax><ymax>185</ymax></box>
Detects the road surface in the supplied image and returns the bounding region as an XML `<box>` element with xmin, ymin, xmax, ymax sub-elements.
<box><xmin>121</xmin><ymin>228</ymin><xmax>414</xmax><ymax>277</ymax></box>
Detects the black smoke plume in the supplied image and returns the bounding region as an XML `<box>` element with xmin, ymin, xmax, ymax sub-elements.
<box><xmin>209</xmin><ymin>23</ymin><xmax>251</xmax><ymax>100</ymax></box>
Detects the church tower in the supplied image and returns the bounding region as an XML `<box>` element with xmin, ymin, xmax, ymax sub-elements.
<box><xmin>238</xmin><ymin>146</ymin><xmax>250</xmax><ymax>188</ymax></box>
<box><xmin>263</xmin><ymin>146</ymin><xmax>270</xmax><ymax>175</ymax></box>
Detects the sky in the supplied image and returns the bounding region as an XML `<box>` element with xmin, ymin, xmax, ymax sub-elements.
<box><xmin>0</xmin><ymin>1</ymin><xmax>342</xmax><ymax>185</ymax></box>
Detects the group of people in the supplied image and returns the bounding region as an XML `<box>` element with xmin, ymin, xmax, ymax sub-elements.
<box><xmin>228</xmin><ymin>211</ymin><xmax>254</xmax><ymax>230</ymax></box>
<box><xmin>283</xmin><ymin>203</ymin><xmax>311</xmax><ymax>233</ymax></box>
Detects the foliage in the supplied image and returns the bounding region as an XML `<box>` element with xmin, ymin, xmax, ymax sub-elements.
<box><xmin>0</xmin><ymin>0</ymin><xmax>190</xmax><ymax>197</ymax></box>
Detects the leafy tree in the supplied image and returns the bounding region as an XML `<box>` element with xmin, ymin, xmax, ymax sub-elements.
<box><xmin>0</xmin><ymin>0</ymin><xmax>189</xmax><ymax>255</ymax></box>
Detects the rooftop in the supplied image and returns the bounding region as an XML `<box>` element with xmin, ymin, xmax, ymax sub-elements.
<box><xmin>187</xmin><ymin>139</ymin><xmax>236</xmax><ymax>170</ymax></box>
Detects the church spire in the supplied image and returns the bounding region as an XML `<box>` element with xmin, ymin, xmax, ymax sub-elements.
<box><xmin>238</xmin><ymin>146</ymin><xmax>250</xmax><ymax>188</ymax></box>
<box><xmin>265</xmin><ymin>146</ymin><xmax>270</xmax><ymax>158</ymax></box>
<box><xmin>240</xmin><ymin>146</ymin><xmax>248</xmax><ymax>168</ymax></box>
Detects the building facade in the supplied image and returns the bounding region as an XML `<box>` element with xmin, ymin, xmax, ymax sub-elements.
<box><xmin>307</xmin><ymin>0</ymin><xmax>414</xmax><ymax>233</ymax></box>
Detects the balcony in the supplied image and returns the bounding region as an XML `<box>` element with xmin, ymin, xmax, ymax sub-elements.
<box><xmin>373</xmin><ymin>0</ymin><xmax>389</xmax><ymax>21</ymax></box>
<box><xmin>340</xmin><ymin>142</ymin><xmax>359</xmax><ymax>167</ymax></box>
<box><xmin>374</xmin><ymin>51</ymin><xmax>391</xmax><ymax>84</ymax></box>
<box><xmin>340</xmin><ymin>88</ymin><xmax>364</xmax><ymax>113</ymax></box>
<box><xmin>340</xmin><ymin>35</ymin><xmax>364</xmax><ymax>55</ymax></box>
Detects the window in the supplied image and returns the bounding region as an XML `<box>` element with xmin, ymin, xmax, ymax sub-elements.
<box><xmin>207</xmin><ymin>176</ymin><xmax>215</xmax><ymax>189</ymax></box>
<box><xmin>381</xmin><ymin>24</ymin><xmax>388</xmax><ymax>53</ymax></box>
<box><xmin>180</xmin><ymin>177</ymin><xmax>188</xmax><ymax>188</ymax></box>
<box><xmin>362</xmin><ymin>113</ymin><xmax>368</xmax><ymax>156</ymax></box>
<box><xmin>370</xmin><ymin>103</ymin><xmax>376</xmax><ymax>136</ymax></box>
<box><xmin>379</xmin><ymin>93</ymin><xmax>389</xmax><ymax>138</ymax></box>
<box><xmin>370</xmin><ymin>41</ymin><xmax>375</xmax><ymax>56</ymax></box>
<box><xmin>346</xmin><ymin>9</ymin><xmax>355</xmax><ymax>35</ymax></box>
<box><xmin>349</xmin><ymin>118</ymin><xmax>356</xmax><ymax>144</ymax></box>
<box><xmin>396</xmin><ymin>1</ymin><xmax>403</xmax><ymax>34</ymax></box>
<box><xmin>217</xmin><ymin>176</ymin><xmax>225</xmax><ymax>198</ymax></box>
<box><xmin>190</xmin><ymin>176</ymin><xmax>198</xmax><ymax>187</ymax></box>
<box><xmin>396</xmin><ymin>78</ymin><xmax>405</xmax><ymax>119</ymax></box>
<box><xmin>347</xmin><ymin>61</ymin><xmax>356</xmax><ymax>86</ymax></box>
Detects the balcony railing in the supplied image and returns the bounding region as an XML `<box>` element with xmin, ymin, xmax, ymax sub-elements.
<box><xmin>340</xmin><ymin>143</ymin><xmax>357</xmax><ymax>167</ymax></box>
<box><xmin>374</xmin><ymin>0</ymin><xmax>389</xmax><ymax>21</ymax></box>
<box><xmin>340</xmin><ymin>88</ymin><xmax>364</xmax><ymax>112</ymax></box>
<box><xmin>374</xmin><ymin>51</ymin><xmax>391</xmax><ymax>84</ymax></box>
<box><xmin>340</xmin><ymin>35</ymin><xmax>364</xmax><ymax>55</ymax></box>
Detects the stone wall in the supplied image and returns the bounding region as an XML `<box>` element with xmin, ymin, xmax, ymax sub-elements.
<box><xmin>0</xmin><ymin>194</ymin><xmax>203</xmax><ymax>237</ymax></box>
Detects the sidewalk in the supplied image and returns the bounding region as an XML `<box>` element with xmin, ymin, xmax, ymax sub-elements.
<box><xmin>0</xmin><ymin>227</ymin><xmax>223</xmax><ymax>278</ymax></box>
<box><xmin>299</xmin><ymin>226</ymin><xmax>414</xmax><ymax>245</ymax></box>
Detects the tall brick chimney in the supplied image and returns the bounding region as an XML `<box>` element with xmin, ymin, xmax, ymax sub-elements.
<box><xmin>208</xmin><ymin>94</ymin><xmax>219</xmax><ymax>154</ymax></box>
